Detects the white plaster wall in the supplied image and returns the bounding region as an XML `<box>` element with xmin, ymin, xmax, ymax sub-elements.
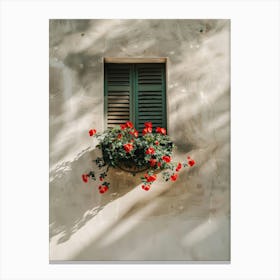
<box><xmin>49</xmin><ymin>19</ymin><xmax>230</xmax><ymax>261</ymax></box>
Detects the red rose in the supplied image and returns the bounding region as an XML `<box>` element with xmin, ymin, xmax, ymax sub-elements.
<box><xmin>176</xmin><ymin>162</ymin><xmax>182</xmax><ymax>172</ymax></box>
<box><xmin>142</xmin><ymin>185</ymin><xmax>151</xmax><ymax>191</ymax></box>
<box><xmin>89</xmin><ymin>129</ymin><xmax>96</xmax><ymax>136</ymax></box>
<box><xmin>123</xmin><ymin>143</ymin><xmax>134</xmax><ymax>153</ymax></box>
<box><xmin>144</xmin><ymin>122</ymin><xmax>152</xmax><ymax>128</ymax></box>
<box><xmin>145</xmin><ymin>147</ymin><xmax>155</xmax><ymax>155</ymax></box>
<box><xmin>155</xmin><ymin>141</ymin><xmax>159</xmax><ymax>145</ymax></box>
<box><xmin>82</xmin><ymin>174</ymin><xmax>89</xmax><ymax>183</ymax></box>
<box><xmin>142</xmin><ymin>127</ymin><xmax>152</xmax><ymax>135</ymax></box>
<box><xmin>188</xmin><ymin>159</ymin><xmax>196</xmax><ymax>167</ymax></box>
<box><xmin>117</xmin><ymin>133</ymin><xmax>122</xmax><ymax>139</ymax></box>
<box><xmin>99</xmin><ymin>185</ymin><xmax>109</xmax><ymax>194</ymax></box>
<box><xmin>149</xmin><ymin>158</ymin><xmax>157</xmax><ymax>167</ymax></box>
<box><xmin>99</xmin><ymin>177</ymin><xmax>103</xmax><ymax>181</ymax></box>
<box><xmin>120</xmin><ymin>124</ymin><xmax>127</xmax><ymax>130</ymax></box>
<box><xmin>144</xmin><ymin>173</ymin><xmax>157</xmax><ymax>182</ymax></box>
<box><xmin>162</xmin><ymin>155</ymin><xmax>171</xmax><ymax>163</ymax></box>
<box><xmin>157</xmin><ymin>162</ymin><xmax>162</xmax><ymax>167</ymax></box>
<box><xmin>171</xmin><ymin>173</ymin><xmax>178</xmax><ymax>181</ymax></box>
<box><xmin>156</xmin><ymin>127</ymin><xmax>166</xmax><ymax>135</ymax></box>
<box><xmin>126</xmin><ymin>121</ymin><xmax>134</xmax><ymax>128</ymax></box>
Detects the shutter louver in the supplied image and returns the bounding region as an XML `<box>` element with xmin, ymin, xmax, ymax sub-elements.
<box><xmin>105</xmin><ymin>64</ymin><xmax>132</xmax><ymax>129</ymax></box>
<box><xmin>135</xmin><ymin>64</ymin><xmax>166</xmax><ymax>132</ymax></box>
<box><xmin>104</xmin><ymin>63</ymin><xmax>166</xmax><ymax>132</ymax></box>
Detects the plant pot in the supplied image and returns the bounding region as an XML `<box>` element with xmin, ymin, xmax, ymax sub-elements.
<box><xmin>116</xmin><ymin>159</ymin><xmax>149</xmax><ymax>176</ymax></box>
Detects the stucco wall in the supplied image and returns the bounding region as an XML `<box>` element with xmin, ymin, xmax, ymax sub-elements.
<box><xmin>49</xmin><ymin>19</ymin><xmax>230</xmax><ymax>261</ymax></box>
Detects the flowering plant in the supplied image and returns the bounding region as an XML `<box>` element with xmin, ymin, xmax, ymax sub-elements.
<box><xmin>82</xmin><ymin>121</ymin><xmax>195</xmax><ymax>194</ymax></box>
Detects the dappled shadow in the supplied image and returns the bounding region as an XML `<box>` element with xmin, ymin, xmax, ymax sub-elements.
<box><xmin>50</xmin><ymin>139</ymin><xmax>230</xmax><ymax>261</ymax></box>
<box><xmin>50</xmin><ymin>147</ymin><xmax>119</xmax><ymax>243</ymax></box>
<box><xmin>50</xmin><ymin>148</ymin><xmax>229</xmax><ymax>261</ymax></box>
<box><xmin>49</xmin><ymin>146</ymin><xmax>147</xmax><ymax>245</ymax></box>
<box><xmin>49</xmin><ymin>19</ymin><xmax>230</xmax><ymax>261</ymax></box>
<box><xmin>50</xmin><ymin>147</ymin><xmax>100</xmax><ymax>242</ymax></box>
<box><xmin>49</xmin><ymin>18</ymin><xmax>230</xmax><ymax>169</ymax></box>
<box><xmin>50</xmin><ymin>20</ymin><xmax>92</xmax><ymax>49</ymax></box>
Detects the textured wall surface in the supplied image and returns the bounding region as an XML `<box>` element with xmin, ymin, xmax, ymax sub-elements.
<box><xmin>49</xmin><ymin>19</ymin><xmax>230</xmax><ymax>261</ymax></box>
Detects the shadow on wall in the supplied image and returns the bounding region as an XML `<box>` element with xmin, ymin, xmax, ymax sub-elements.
<box><xmin>49</xmin><ymin>20</ymin><xmax>92</xmax><ymax>48</ymax></box>
<box><xmin>174</xmin><ymin>86</ymin><xmax>230</xmax><ymax>152</ymax></box>
<box><xmin>49</xmin><ymin>19</ymin><xmax>230</xmax><ymax>165</ymax></box>
<box><xmin>49</xmin><ymin>91</ymin><xmax>230</xmax><ymax>255</ymax></box>
<box><xmin>49</xmin><ymin>147</ymin><xmax>230</xmax><ymax>261</ymax></box>
<box><xmin>50</xmin><ymin>147</ymin><xmax>103</xmax><ymax>243</ymax></box>
<box><xmin>72</xmin><ymin>207</ymin><xmax>229</xmax><ymax>261</ymax></box>
<box><xmin>49</xmin><ymin>19</ymin><xmax>230</xmax><ymax>260</ymax></box>
<box><xmin>49</xmin><ymin>134</ymin><xmax>229</xmax><ymax>249</ymax></box>
<box><xmin>51</xmin><ymin>18</ymin><xmax>227</xmax><ymax>100</ymax></box>
<box><xmin>49</xmin><ymin>147</ymin><xmax>145</xmax><ymax>244</ymax></box>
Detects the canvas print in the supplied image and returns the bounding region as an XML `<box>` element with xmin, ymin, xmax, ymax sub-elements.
<box><xmin>49</xmin><ymin>19</ymin><xmax>230</xmax><ymax>262</ymax></box>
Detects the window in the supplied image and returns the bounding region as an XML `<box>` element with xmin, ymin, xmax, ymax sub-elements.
<box><xmin>104</xmin><ymin>63</ymin><xmax>167</xmax><ymax>133</ymax></box>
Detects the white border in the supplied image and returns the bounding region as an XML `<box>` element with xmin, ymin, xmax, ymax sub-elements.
<box><xmin>1</xmin><ymin>1</ymin><xmax>279</xmax><ymax>280</ymax></box>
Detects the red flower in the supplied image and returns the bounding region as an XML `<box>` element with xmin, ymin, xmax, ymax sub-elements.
<box><xmin>123</xmin><ymin>143</ymin><xmax>134</xmax><ymax>153</ymax></box>
<box><xmin>130</xmin><ymin>129</ymin><xmax>138</xmax><ymax>138</ymax></box>
<box><xmin>142</xmin><ymin>184</ymin><xmax>151</xmax><ymax>191</ymax></box>
<box><xmin>157</xmin><ymin>162</ymin><xmax>162</xmax><ymax>167</ymax></box>
<box><xmin>156</xmin><ymin>127</ymin><xmax>166</xmax><ymax>135</ymax></box>
<box><xmin>149</xmin><ymin>158</ymin><xmax>157</xmax><ymax>167</ymax></box>
<box><xmin>144</xmin><ymin>122</ymin><xmax>152</xmax><ymax>128</ymax></box>
<box><xmin>188</xmin><ymin>159</ymin><xmax>196</xmax><ymax>167</ymax></box>
<box><xmin>155</xmin><ymin>141</ymin><xmax>159</xmax><ymax>145</ymax></box>
<box><xmin>126</xmin><ymin>121</ymin><xmax>134</xmax><ymax>128</ymax></box>
<box><xmin>117</xmin><ymin>133</ymin><xmax>122</xmax><ymax>139</ymax></box>
<box><xmin>120</xmin><ymin>124</ymin><xmax>127</xmax><ymax>130</ymax></box>
<box><xmin>150</xmin><ymin>175</ymin><xmax>157</xmax><ymax>182</ymax></box>
<box><xmin>99</xmin><ymin>177</ymin><xmax>103</xmax><ymax>181</ymax></box>
<box><xmin>162</xmin><ymin>155</ymin><xmax>171</xmax><ymax>163</ymax></box>
<box><xmin>144</xmin><ymin>174</ymin><xmax>157</xmax><ymax>182</ymax></box>
<box><xmin>176</xmin><ymin>162</ymin><xmax>182</xmax><ymax>172</ymax></box>
<box><xmin>99</xmin><ymin>185</ymin><xmax>109</xmax><ymax>194</ymax></box>
<box><xmin>89</xmin><ymin>129</ymin><xmax>96</xmax><ymax>136</ymax></box>
<box><xmin>171</xmin><ymin>173</ymin><xmax>178</xmax><ymax>181</ymax></box>
<box><xmin>142</xmin><ymin>127</ymin><xmax>152</xmax><ymax>135</ymax></box>
<box><xmin>145</xmin><ymin>147</ymin><xmax>155</xmax><ymax>155</ymax></box>
<box><xmin>82</xmin><ymin>174</ymin><xmax>89</xmax><ymax>183</ymax></box>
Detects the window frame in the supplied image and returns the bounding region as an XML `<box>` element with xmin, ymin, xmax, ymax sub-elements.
<box><xmin>103</xmin><ymin>58</ymin><xmax>168</xmax><ymax>132</ymax></box>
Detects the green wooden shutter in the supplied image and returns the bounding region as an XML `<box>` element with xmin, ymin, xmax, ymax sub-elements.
<box><xmin>104</xmin><ymin>63</ymin><xmax>166</xmax><ymax>131</ymax></box>
<box><xmin>104</xmin><ymin>64</ymin><xmax>133</xmax><ymax>129</ymax></box>
<box><xmin>135</xmin><ymin>63</ymin><xmax>166</xmax><ymax>132</ymax></box>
